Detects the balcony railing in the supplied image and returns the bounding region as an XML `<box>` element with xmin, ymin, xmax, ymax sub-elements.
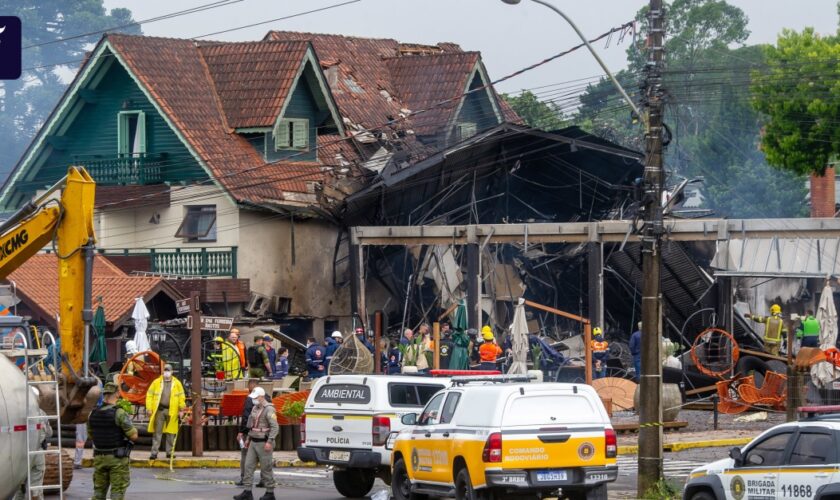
<box><xmin>95</xmin><ymin>246</ymin><xmax>237</xmax><ymax>278</ymax></box>
<box><xmin>77</xmin><ymin>153</ymin><xmax>168</xmax><ymax>185</ymax></box>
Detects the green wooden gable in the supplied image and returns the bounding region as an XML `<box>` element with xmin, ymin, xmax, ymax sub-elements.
<box><xmin>454</xmin><ymin>64</ymin><xmax>503</xmax><ymax>142</ymax></box>
<box><xmin>1</xmin><ymin>47</ymin><xmax>206</xmax><ymax>210</ymax></box>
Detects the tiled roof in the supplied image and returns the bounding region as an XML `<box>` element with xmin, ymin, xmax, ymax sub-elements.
<box><xmin>95</xmin><ymin>184</ymin><xmax>170</xmax><ymax>209</ymax></box>
<box><xmin>198</xmin><ymin>41</ymin><xmax>310</xmax><ymax>129</ymax></box>
<box><xmin>6</xmin><ymin>253</ymin><xmax>182</xmax><ymax>328</ymax></box>
<box><xmin>384</xmin><ymin>52</ymin><xmax>480</xmax><ymax>136</ymax></box>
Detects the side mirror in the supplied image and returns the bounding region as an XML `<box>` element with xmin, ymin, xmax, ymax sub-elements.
<box><xmin>401</xmin><ymin>413</ymin><xmax>418</xmax><ymax>426</ymax></box>
<box><xmin>729</xmin><ymin>447</ymin><xmax>743</xmax><ymax>466</ymax></box>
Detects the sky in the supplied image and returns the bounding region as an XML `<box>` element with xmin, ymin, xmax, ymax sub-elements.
<box><xmin>102</xmin><ymin>0</ymin><xmax>839</xmax><ymax>96</ymax></box>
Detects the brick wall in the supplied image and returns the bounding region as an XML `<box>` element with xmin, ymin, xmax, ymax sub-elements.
<box><xmin>810</xmin><ymin>166</ymin><xmax>836</xmax><ymax>218</ymax></box>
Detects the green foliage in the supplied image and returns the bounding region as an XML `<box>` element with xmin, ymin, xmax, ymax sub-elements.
<box><xmin>500</xmin><ymin>91</ymin><xmax>567</xmax><ymax>131</ymax></box>
<box><xmin>641</xmin><ymin>478</ymin><xmax>680</xmax><ymax>500</ymax></box>
<box><xmin>397</xmin><ymin>337</ymin><xmax>424</xmax><ymax>367</ymax></box>
<box><xmin>530</xmin><ymin>343</ymin><xmax>542</xmax><ymax>370</ymax></box>
<box><xmin>751</xmin><ymin>28</ymin><xmax>840</xmax><ymax>176</ymax></box>
<box><xmin>281</xmin><ymin>401</ymin><xmax>305</xmax><ymax>419</ymax></box>
<box><xmin>573</xmin><ymin>0</ymin><xmax>808</xmax><ymax>218</ymax></box>
<box><xmin>0</xmin><ymin>1</ymin><xmax>141</xmax><ymax>176</ymax></box>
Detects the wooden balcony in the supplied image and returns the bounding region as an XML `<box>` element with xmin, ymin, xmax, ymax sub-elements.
<box><xmin>97</xmin><ymin>247</ymin><xmax>237</xmax><ymax>278</ymax></box>
<box><xmin>79</xmin><ymin>153</ymin><xmax>168</xmax><ymax>185</ymax></box>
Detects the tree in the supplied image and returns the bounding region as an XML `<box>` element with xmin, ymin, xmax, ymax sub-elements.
<box><xmin>501</xmin><ymin>91</ymin><xmax>567</xmax><ymax>131</ymax></box>
<box><xmin>0</xmin><ymin>1</ymin><xmax>140</xmax><ymax>178</ymax></box>
<box><xmin>751</xmin><ymin>28</ymin><xmax>840</xmax><ymax>176</ymax></box>
<box><xmin>573</xmin><ymin>0</ymin><xmax>807</xmax><ymax>218</ymax></box>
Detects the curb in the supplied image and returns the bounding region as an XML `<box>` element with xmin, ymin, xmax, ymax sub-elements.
<box><xmin>618</xmin><ymin>437</ymin><xmax>752</xmax><ymax>456</ymax></box>
<box><xmin>81</xmin><ymin>457</ymin><xmax>318</xmax><ymax>469</ymax></box>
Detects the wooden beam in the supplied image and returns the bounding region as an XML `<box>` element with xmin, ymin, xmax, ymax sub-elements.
<box><xmin>523</xmin><ymin>299</ymin><xmax>590</xmax><ymax>324</ymax></box>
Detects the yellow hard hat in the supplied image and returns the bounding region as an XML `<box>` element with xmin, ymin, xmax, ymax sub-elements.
<box><xmin>213</xmin><ymin>336</ymin><xmax>224</xmax><ymax>343</ymax></box>
<box><xmin>770</xmin><ymin>304</ymin><xmax>781</xmax><ymax>315</ymax></box>
<box><xmin>481</xmin><ymin>325</ymin><xmax>492</xmax><ymax>335</ymax></box>
<box><xmin>483</xmin><ymin>331</ymin><xmax>495</xmax><ymax>341</ymax></box>
<box><xmin>593</xmin><ymin>327</ymin><xmax>603</xmax><ymax>336</ymax></box>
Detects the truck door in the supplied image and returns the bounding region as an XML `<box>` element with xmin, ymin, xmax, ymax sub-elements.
<box><xmin>777</xmin><ymin>429</ymin><xmax>836</xmax><ymax>500</ymax></box>
<box><xmin>411</xmin><ymin>392</ymin><xmax>446</xmax><ymax>483</ymax></box>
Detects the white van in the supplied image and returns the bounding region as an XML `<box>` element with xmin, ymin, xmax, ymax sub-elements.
<box><xmin>297</xmin><ymin>374</ymin><xmax>450</xmax><ymax>498</ymax></box>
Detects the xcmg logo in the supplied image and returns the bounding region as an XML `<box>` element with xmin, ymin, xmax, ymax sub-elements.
<box><xmin>0</xmin><ymin>229</ymin><xmax>29</xmax><ymax>261</ymax></box>
<box><xmin>0</xmin><ymin>16</ymin><xmax>21</xmax><ymax>80</ymax></box>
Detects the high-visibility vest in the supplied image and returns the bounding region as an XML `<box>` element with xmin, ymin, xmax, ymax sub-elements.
<box><xmin>802</xmin><ymin>316</ymin><xmax>820</xmax><ymax>337</ymax></box>
<box><xmin>764</xmin><ymin>315</ymin><xmax>784</xmax><ymax>344</ymax></box>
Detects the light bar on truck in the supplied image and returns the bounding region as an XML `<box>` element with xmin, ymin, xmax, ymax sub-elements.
<box><xmin>450</xmin><ymin>374</ymin><xmax>536</xmax><ymax>386</ymax></box>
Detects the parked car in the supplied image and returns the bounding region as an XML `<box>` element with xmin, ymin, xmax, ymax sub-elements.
<box><xmin>389</xmin><ymin>375</ymin><xmax>617</xmax><ymax>500</ymax></box>
<box><xmin>683</xmin><ymin>415</ymin><xmax>840</xmax><ymax>500</ymax></box>
<box><xmin>297</xmin><ymin>374</ymin><xmax>450</xmax><ymax>498</ymax></box>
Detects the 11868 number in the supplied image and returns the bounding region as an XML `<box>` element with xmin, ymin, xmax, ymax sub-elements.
<box><xmin>781</xmin><ymin>484</ymin><xmax>812</xmax><ymax>498</ymax></box>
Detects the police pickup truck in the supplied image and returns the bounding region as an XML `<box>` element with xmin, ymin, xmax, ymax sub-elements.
<box><xmin>297</xmin><ymin>374</ymin><xmax>450</xmax><ymax>498</ymax></box>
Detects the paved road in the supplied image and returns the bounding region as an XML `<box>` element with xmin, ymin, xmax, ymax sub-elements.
<box><xmin>63</xmin><ymin>447</ymin><xmax>726</xmax><ymax>499</ymax></box>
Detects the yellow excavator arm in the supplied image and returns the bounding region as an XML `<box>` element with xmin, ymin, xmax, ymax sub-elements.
<box><xmin>0</xmin><ymin>167</ymin><xmax>97</xmax><ymax>423</ymax></box>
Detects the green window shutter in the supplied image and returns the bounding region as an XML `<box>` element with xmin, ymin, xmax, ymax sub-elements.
<box><xmin>118</xmin><ymin>113</ymin><xmax>129</xmax><ymax>155</ymax></box>
<box><xmin>292</xmin><ymin>119</ymin><xmax>308</xmax><ymax>149</ymax></box>
<box><xmin>274</xmin><ymin>120</ymin><xmax>291</xmax><ymax>150</ymax></box>
<box><xmin>136</xmin><ymin>111</ymin><xmax>146</xmax><ymax>154</ymax></box>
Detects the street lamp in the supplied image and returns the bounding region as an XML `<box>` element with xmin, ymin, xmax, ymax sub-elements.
<box><xmin>500</xmin><ymin>0</ymin><xmax>643</xmax><ymax>122</ymax></box>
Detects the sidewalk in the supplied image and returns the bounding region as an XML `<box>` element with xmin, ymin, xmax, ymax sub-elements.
<box><xmin>79</xmin><ymin>449</ymin><xmax>312</xmax><ymax>469</ymax></box>
<box><xmin>616</xmin><ymin>428</ymin><xmax>757</xmax><ymax>455</ymax></box>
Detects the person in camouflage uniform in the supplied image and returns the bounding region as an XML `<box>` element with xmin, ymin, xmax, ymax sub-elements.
<box><xmin>88</xmin><ymin>382</ymin><xmax>138</xmax><ymax>500</ymax></box>
<box><xmin>247</xmin><ymin>336</ymin><xmax>272</xmax><ymax>379</ymax></box>
<box><xmin>234</xmin><ymin>386</ymin><xmax>278</xmax><ymax>500</ymax></box>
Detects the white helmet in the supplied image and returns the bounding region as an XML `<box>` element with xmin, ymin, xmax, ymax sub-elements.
<box><xmin>125</xmin><ymin>340</ymin><xmax>138</xmax><ymax>355</ymax></box>
<box><xmin>331</xmin><ymin>331</ymin><xmax>343</xmax><ymax>339</ymax></box>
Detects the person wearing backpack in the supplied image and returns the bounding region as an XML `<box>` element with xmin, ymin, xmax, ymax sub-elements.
<box><xmin>247</xmin><ymin>337</ymin><xmax>271</xmax><ymax>379</ymax></box>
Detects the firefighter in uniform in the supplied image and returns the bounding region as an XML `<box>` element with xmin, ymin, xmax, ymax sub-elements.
<box><xmin>590</xmin><ymin>327</ymin><xmax>609</xmax><ymax>379</ymax></box>
<box><xmin>89</xmin><ymin>382</ymin><xmax>138</xmax><ymax>500</ymax></box>
<box><xmin>235</xmin><ymin>386</ymin><xmax>279</xmax><ymax>500</ymax></box>
<box><xmin>745</xmin><ymin>304</ymin><xmax>787</xmax><ymax>356</ymax></box>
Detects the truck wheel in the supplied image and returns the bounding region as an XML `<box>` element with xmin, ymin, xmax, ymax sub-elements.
<box><xmin>392</xmin><ymin>458</ymin><xmax>427</xmax><ymax>500</ymax></box>
<box><xmin>689</xmin><ymin>491</ymin><xmax>716</xmax><ymax>500</ymax></box>
<box><xmin>455</xmin><ymin>467</ymin><xmax>485</xmax><ymax>500</ymax></box>
<box><xmin>333</xmin><ymin>468</ymin><xmax>375</xmax><ymax>498</ymax></box>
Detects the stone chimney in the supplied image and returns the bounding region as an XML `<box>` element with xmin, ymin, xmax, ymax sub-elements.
<box><xmin>810</xmin><ymin>166</ymin><xmax>836</xmax><ymax>218</ymax></box>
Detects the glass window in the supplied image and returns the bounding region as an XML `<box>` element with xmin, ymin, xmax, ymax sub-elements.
<box><xmin>175</xmin><ymin>205</ymin><xmax>217</xmax><ymax>242</ymax></box>
<box><xmin>440</xmin><ymin>393</ymin><xmax>461</xmax><ymax>424</ymax></box>
<box><xmin>789</xmin><ymin>433</ymin><xmax>835</xmax><ymax>465</ymax></box>
<box><xmin>416</xmin><ymin>385</ymin><xmax>443</xmax><ymax>405</ymax></box>
<box><xmin>388</xmin><ymin>384</ymin><xmax>445</xmax><ymax>407</ymax></box>
<box><xmin>418</xmin><ymin>393</ymin><xmax>445</xmax><ymax>426</ymax></box>
<box><xmin>118</xmin><ymin>111</ymin><xmax>146</xmax><ymax>156</ymax></box>
<box><xmin>743</xmin><ymin>432</ymin><xmax>792</xmax><ymax>467</ymax></box>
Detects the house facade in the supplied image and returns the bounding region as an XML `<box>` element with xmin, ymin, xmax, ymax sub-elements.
<box><xmin>0</xmin><ymin>31</ymin><xmax>515</xmax><ymax>341</ymax></box>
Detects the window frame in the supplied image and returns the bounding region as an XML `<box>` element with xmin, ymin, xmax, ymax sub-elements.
<box><xmin>273</xmin><ymin>118</ymin><xmax>309</xmax><ymax>151</ymax></box>
<box><xmin>117</xmin><ymin>110</ymin><xmax>147</xmax><ymax>156</ymax></box>
<box><xmin>175</xmin><ymin>205</ymin><xmax>217</xmax><ymax>242</ymax></box>
<box><xmin>741</xmin><ymin>430</ymin><xmax>795</xmax><ymax>468</ymax></box>
<box><xmin>455</xmin><ymin>122</ymin><xmax>478</xmax><ymax>142</ymax></box>
<box><xmin>387</xmin><ymin>382</ymin><xmax>446</xmax><ymax>408</ymax></box>
<box><xmin>418</xmin><ymin>392</ymin><xmax>446</xmax><ymax>426</ymax></box>
<box><xmin>439</xmin><ymin>392</ymin><xmax>462</xmax><ymax>424</ymax></box>
<box><xmin>787</xmin><ymin>429</ymin><xmax>836</xmax><ymax>466</ymax></box>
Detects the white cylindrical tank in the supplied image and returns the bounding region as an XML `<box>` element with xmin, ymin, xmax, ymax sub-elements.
<box><xmin>0</xmin><ymin>354</ymin><xmax>39</xmax><ymax>498</ymax></box>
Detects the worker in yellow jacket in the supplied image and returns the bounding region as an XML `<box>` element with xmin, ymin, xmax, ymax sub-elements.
<box><xmin>214</xmin><ymin>336</ymin><xmax>243</xmax><ymax>379</ymax></box>
<box><xmin>745</xmin><ymin>304</ymin><xmax>788</xmax><ymax>356</ymax></box>
<box><xmin>146</xmin><ymin>364</ymin><xmax>186</xmax><ymax>460</ymax></box>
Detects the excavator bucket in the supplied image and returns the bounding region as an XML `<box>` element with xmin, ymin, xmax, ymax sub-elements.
<box><xmin>795</xmin><ymin>347</ymin><xmax>827</xmax><ymax>372</ymax></box>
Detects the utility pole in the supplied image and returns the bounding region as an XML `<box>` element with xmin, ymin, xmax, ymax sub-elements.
<box><xmin>190</xmin><ymin>291</ymin><xmax>204</xmax><ymax>457</ymax></box>
<box><xmin>638</xmin><ymin>0</ymin><xmax>666</xmax><ymax>495</ymax></box>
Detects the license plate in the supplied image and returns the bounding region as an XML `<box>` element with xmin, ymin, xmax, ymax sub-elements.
<box><xmin>328</xmin><ymin>451</ymin><xmax>350</xmax><ymax>462</ymax></box>
<box><xmin>536</xmin><ymin>470</ymin><xmax>567</xmax><ymax>482</ymax></box>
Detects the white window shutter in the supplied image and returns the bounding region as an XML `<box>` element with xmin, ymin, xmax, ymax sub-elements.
<box><xmin>292</xmin><ymin>119</ymin><xmax>308</xmax><ymax>149</ymax></box>
<box><xmin>274</xmin><ymin>120</ymin><xmax>290</xmax><ymax>150</ymax></box>
<box><xmin>136</xmin><ymin>111</ymin><xmax>146</xmax><ymax>154</ymax></box>
<box><xmin>118</xmin><ymin>114</ymin><xmax>129</xmax><ymax>155</ymax></box>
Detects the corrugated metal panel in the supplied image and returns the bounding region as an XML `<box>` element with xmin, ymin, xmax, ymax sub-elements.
<box><xmin>712</xmin><ymin>237</ymin><xmax>840</xmax><ymax>277</ymax></box>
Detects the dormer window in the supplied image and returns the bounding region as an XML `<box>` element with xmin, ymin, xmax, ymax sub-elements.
<box><xmin>274</xmin><ymin>118</ymin><xmax>309</xmax><ymax>151</ymax></box>
<box><xmin>455</xmin><ymin>122</ymin><xmax>477</xmax><ymax>142</ymax></box>
<box><xmin>118</xmin><ymin>111</ymin><xmax>146</xmax><ymax>156</ymax></box>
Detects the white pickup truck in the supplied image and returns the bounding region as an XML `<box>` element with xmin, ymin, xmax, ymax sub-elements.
<box><xmin>297</xmin><ymin>374</ymin><xmax>450</xmax><ymax>498</ymax></box>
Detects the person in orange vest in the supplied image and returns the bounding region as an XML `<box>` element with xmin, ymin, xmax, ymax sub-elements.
<box><xmin>478</xmin><ymin>327</ymin><xmax>503</xmax><ymax>371</ymax></box>
<box><xmin>591</xmin><ymin>327</ymin><xmax>609</xmax><ymax>379</ymax></box>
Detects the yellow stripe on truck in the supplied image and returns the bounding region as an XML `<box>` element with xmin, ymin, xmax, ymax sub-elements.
<box><xmin>502</xmin><ymin>436</ymin><xmax>613</xmax><ymax>469</ymax></box>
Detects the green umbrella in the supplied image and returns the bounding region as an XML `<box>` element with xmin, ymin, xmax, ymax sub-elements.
<box><xmin>448</xmin><ymin>300</ymin><xmax>470</xmax><ymax>370</ymax></box>
<box><xmin>90</xmin><ymin>301</ymin><xmax>107</xmax><ymax>364</ymax></box>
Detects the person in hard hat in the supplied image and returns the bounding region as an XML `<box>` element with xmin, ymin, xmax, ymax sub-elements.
<box><xmin>796</xmin><ymin>309</ymin><xmax>821</xmax><ymax>349</ymax></box>
<box><xmin>478</xmin><ymin>328</ymin><xmax>503</xmax><ymax>371</ymax></box>
<box><xmin>324</xmin><ymin>331</ymin><xmax>343</xmax><ymax>372</ymax></box>
<box><xmin>15</xmin><ymin>388</ymin><xmax>52</xmax><ymax>500</ymax></box>
<box><xmin>145</xmin><ymin>364</ymin><xmax>186</xmax><ymax>460</ymax></box>
<box><xmin>745</xmin><ymin>304</ymin><xmax>788</xmax><ymax>356</ymax></box>
<box><xmin>213</xmin><ymin>336</ymin><xmax>242</xmax><ymax>380</ymax></box>
<box><xmin>89</xmin><ymin>382</ymin><xmax>138</xmax><ymax>500</ymax></box>
<box><xmin>591</xmin><ymin>327</ymin><xmax>609</xmax><ymax>379</ymax></box>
